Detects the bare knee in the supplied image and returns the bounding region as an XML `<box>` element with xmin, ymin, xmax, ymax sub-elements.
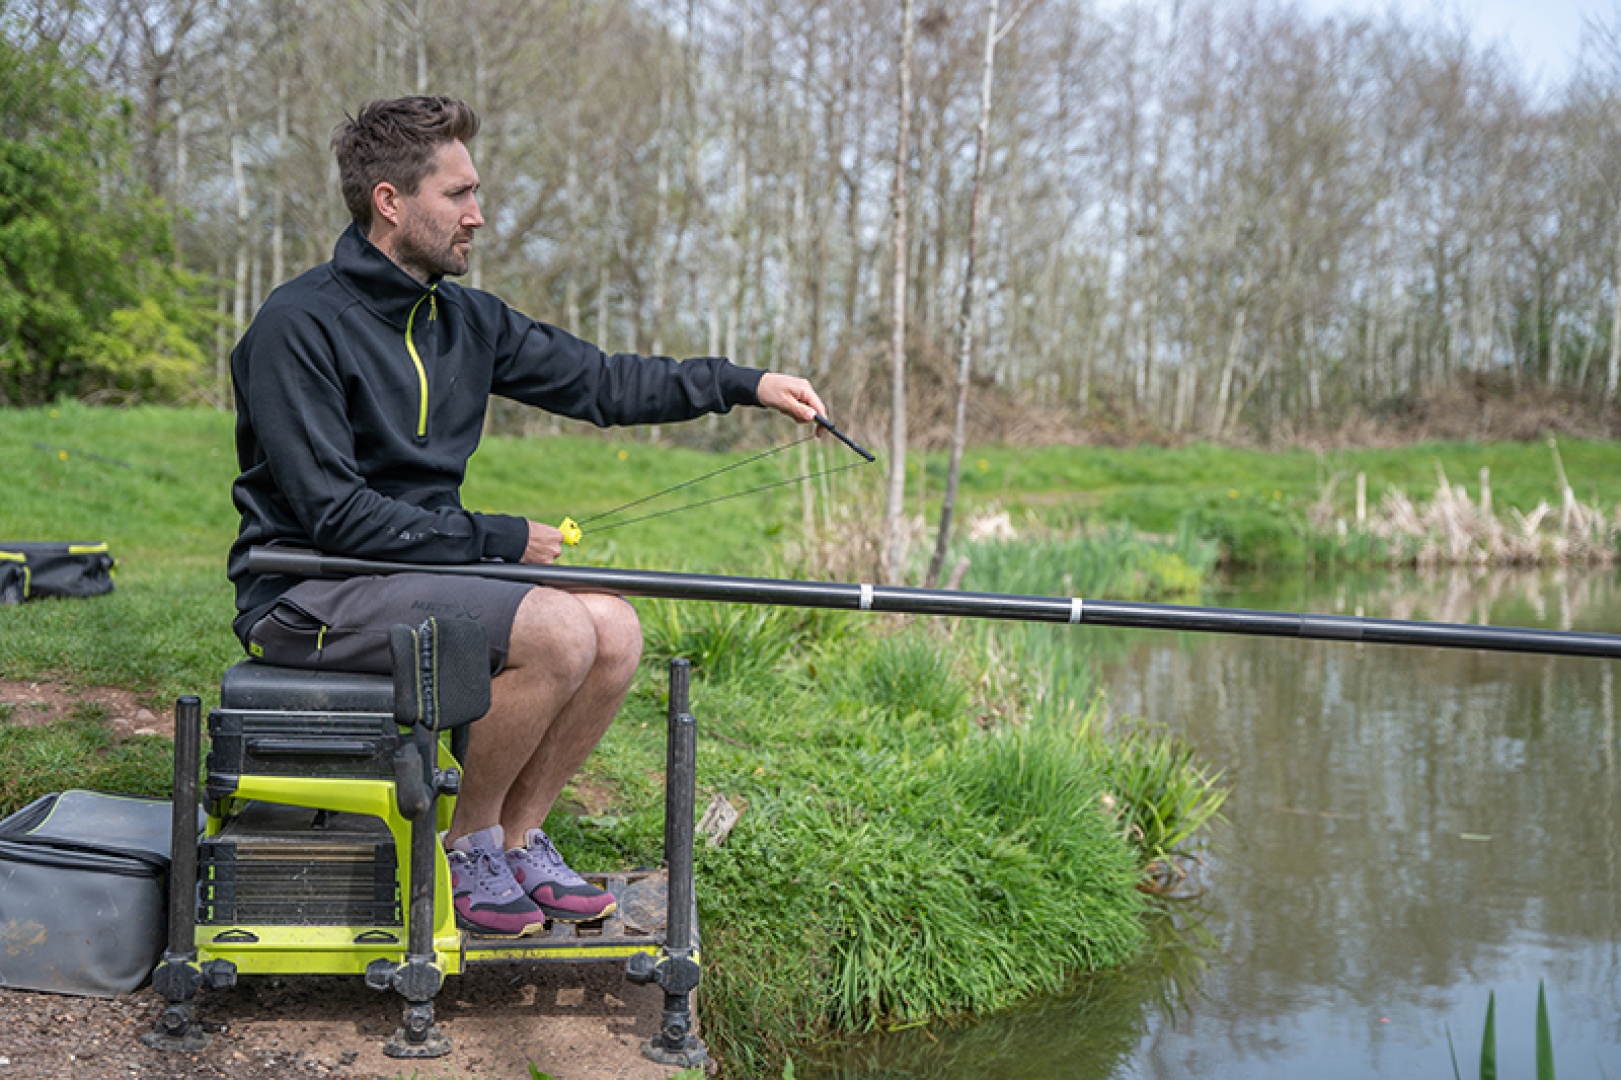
<box><xmin>505</xmin><ymin>587</ymin><xmax>598</xmax><ymax>687</ymax></box>
<box><xmin>578</xmin><ymin>593</ymin><xmax>642</xmax><ymax>677</ymax></box>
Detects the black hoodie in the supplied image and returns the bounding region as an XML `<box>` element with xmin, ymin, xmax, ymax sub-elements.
<box><xmin>228</xmin><ymin>224</ymin><xmax>764</xmax><ymax>644</ymax></box>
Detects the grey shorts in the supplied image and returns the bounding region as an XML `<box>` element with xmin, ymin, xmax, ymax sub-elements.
<box><xmin>246</xmin><ymin>573</ymin><xmax>534</xmax><ymax>675</ymax></box>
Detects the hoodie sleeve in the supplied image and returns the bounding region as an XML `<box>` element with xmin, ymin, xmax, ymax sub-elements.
<box><xmin>236</xmin><ymin>305</ymin><xmax>529</xmax><ymax>564</ymax></box>
<box><xmin>486</xmin><ymin>303</ymin><xmax>765</xmax><ymax>425</ymax></box>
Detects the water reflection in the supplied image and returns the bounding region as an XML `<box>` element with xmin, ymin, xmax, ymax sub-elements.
<box><xmin>821</xmin><ymin>569</ymin><xmax>1621</xmax><ymax>1079</ymax></box>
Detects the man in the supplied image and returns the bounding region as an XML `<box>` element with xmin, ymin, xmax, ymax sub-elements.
<box><xmin>227</xmin><ymin>96</ymin><xmax>827</xmax><ymax>937</ymax></box>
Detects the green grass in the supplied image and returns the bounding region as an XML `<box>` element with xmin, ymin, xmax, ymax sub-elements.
<box><xmin>943</xmin><ymin>439</ymin><xmax>1621</xmax><ymax>566</ymax></box>
<box><xmin>0</xmin><ymin>707</ymin><xmax>172</xmax><ymax>814</ymax></box>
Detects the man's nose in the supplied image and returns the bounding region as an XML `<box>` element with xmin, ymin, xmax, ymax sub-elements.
<box><xmin>465</xmin><ymin>197</ymin><xmax>484</xmax><ymax>229</ymax></box>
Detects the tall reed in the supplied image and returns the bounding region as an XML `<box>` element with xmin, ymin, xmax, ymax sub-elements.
<box><xmin>1311</xmin><ymin>442</ymin><xmax>1620</xmax><ymax>568</ymax></box>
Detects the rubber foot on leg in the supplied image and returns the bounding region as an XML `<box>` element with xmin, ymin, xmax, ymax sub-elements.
<box><xmin>384</xmin><ymin>1025</ymin><xmax>452</xmax><ymax>1059</ymax></box>
<box><xmin>139</xmin><ymin>1005</ymin><xmax>210</xmax><ymax>1052</ymax></box>
<box><xmin>641</xmin><ymin>1035</ymin><xmax>708</xmax><ymax>1069</ymax></box>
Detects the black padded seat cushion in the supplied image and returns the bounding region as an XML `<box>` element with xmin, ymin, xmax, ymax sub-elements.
<box><xmin>220</xmin><ymin>661</ymin><xmax>395</xmax><ymax>714</ymax></box>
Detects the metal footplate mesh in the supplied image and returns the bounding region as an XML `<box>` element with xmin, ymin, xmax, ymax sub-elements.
<box><xmin>460</xmin><ymin>869</ymin><xmax>698</xmax><ymax>963</ymax></box>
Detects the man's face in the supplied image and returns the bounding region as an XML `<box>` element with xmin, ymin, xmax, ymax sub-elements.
<box><xmin>390</xmin><ymin>140</ymin><xmax>483</xmax><ymax>280</ymax></box>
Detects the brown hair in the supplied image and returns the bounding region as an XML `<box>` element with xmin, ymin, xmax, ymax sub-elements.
<box><xmin>332</xmin><ymin>96</ymin><xmax>480</xmax><ymax>230</ymax></box>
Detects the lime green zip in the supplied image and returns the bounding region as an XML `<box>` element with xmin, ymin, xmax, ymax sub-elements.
<box><xmin>404</xmin><ymin>288</ymin><xmax>438</xmax><ymax>439</ymax></box>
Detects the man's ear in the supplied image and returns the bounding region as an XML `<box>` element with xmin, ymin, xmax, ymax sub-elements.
<box><xmin>372</xmin><ymin>180</ymin><xmax>403</xmax><ymax>228</ymax></box>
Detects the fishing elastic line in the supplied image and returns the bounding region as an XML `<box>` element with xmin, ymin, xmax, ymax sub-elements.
<box><xmin>586</xmin><ymin>459</ymin><xmax>872</xmax><ymax>536</ymax></box>
<box><xmin>578</xmin><ymin>432</ymin><xmax>820</xmax><ymax>527</ymax></box>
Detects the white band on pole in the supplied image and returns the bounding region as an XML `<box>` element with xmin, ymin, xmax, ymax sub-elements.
<box><xmin>1069</xmin><ymin>597</ymin><xmax>1084</xmax><ymax>624</ymax></box>
<box><xmin>859</xmin><ymin>583</ymin><xmax>874</xmax><ymax>611</ymax></box>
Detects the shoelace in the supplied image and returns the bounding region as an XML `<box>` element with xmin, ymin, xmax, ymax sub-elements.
<box><xmin>524</xmin><ymin>832</ymin><xmax>585</xmax><ymax>885</ymax></box>
<box><xmin>458</xmin><ymin>846</ymin><xmax>521</xmax><ymax>897</ymax></box>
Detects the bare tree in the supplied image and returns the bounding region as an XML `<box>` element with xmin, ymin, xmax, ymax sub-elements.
<box><xmin>882</xmin><ymin>0</ymin><xmax>916</xmax><ymax>583</ymax></box>
<box><xmin>926</xmin><ymin>0</ymin><xmax>1032</xmax><ymax>588</ymax></box>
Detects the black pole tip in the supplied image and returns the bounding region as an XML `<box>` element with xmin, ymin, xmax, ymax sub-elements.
<box><xmin>814</xmin><ymin>414</ymin><xmax>876</xmax><ymax>462</ymax></box>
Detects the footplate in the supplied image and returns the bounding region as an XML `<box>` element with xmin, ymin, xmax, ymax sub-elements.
<box><xmin>460</xmin><ymin>869</ymin><xmax>699</xmax><ymax>964</ymax></box>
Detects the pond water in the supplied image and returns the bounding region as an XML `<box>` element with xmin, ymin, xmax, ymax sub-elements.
<box><xmin>814</xmin><ymin>568</ymin><xmax>1621</xmax><ymax>1078</ymax></box>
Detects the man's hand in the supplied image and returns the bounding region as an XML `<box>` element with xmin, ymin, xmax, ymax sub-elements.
<box><xmin>523</xmin><ymin>520</ymin><xmax>564</xmax><ymax>565</ymax></box>
<box><xmin>757</xmin><ymin>372</ymin><xmax>828</xmax><ymax>428</ymax></box>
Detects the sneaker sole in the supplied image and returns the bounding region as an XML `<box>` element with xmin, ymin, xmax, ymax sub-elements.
<box><xmin>535</xmin><ymin>899</ymin><xmax>618</xmax><ymax>924</ymax></box>
<box><xmin>454</xmin><ymin>912</ymin><xmax>549</xmax><ymax>938</ymax></box>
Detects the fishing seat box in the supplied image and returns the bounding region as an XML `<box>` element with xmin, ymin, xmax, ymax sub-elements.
<box><xmin>206</xmin><ymin>662</ymin><xmax>401</xmax><ymax>796</ymax></box>
<box><xmin>203</xmin><ymin>662</ymin><xmax>405</xmax><ymax>928</ymax></box>
<box><xmin>199</xmin><ymin>801</ymin><xmax>401</xmax><ymax>927</ymax></box>
<box><xmin>0</xmin><ymin>790</ymin><xmax>176</xmax><ymax>996</ymax></box>
<box><xmin>0</xmin><ymin>542</ymin><xmax>115</xmax><ymax>604</ymax></box>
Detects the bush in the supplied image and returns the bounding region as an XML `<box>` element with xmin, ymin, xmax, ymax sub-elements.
<box><xmin>1181</xmin><ymin>488</ymin><xmax>1305</xmax><ymax>566</ymax></box>
<box><xmin>0</xmin><ymin>30</ymin><xmax>210</xmax><ymax>405</ymax></box>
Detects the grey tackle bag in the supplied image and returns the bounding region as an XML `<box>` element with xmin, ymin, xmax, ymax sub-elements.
<box><xmin>0</xmin><ymin>791</ymin><xmax>175</xmax><ymax>996</ymax></box>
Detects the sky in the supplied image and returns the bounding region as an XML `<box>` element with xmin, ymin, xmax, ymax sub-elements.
<box><xmin>1305</xmin><ymin>0</ymin><xmax>1611</xmax><ymax>87</ymax></box>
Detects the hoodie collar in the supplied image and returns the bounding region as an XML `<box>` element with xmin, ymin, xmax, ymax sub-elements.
<box><xmin>331</xmin><ymin>222</ymin><xmax>441</xmax><ymax>329</ymax></box>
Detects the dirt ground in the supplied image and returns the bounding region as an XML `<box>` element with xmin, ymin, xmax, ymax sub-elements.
<box><xmin>0</xmin><ymin>964</ymin><xmax>704</xmax><ymax>1079</ymax></box>
<box><xmin>0</xmin><ymin>681</ymin><xmax>708</xmax><ymax>1080</ymax></box>
<box><xmin>0</xmin><ymin>678</ymin><xmax>167</xmax><ymax>735</ymax></box>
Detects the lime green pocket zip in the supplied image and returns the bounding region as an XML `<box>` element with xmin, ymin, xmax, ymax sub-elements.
<box><xmin>404</xmin><ymin>288</ymin><xmax>438</xmax><ymax>439</ymax></box>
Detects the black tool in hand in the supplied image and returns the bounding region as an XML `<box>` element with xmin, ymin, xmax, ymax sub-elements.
<box><xmin>814</xmin><ymin>414</ymin><xmax>875</xmax><ymax>462</ymax></box>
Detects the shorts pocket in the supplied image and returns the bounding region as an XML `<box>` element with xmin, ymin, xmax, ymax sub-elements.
<box><xmin>247</xmin><ymin>601</ymin><xmax>327</xmax><ymax>668</ymax></box>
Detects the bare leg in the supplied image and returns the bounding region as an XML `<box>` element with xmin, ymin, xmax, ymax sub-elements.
<box><xmin>445</xmin><ymin>587</ymin><xmax>597</xmax><ymax>845</ymax></box>
<box><xmin>498</xmin><ymin>593</ymin><xmax>642</xmax><ymax>838</ymax></box>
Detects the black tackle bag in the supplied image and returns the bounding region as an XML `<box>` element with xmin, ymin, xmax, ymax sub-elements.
<box><xmin>0</xmin><ymin>542</ymin><xmax>115</xmax><ymax>605</ymax></box>
<box><xmin>0</xmin><ymin>791</ymin><xmax>176</xmax><ymax>996</ymax></box>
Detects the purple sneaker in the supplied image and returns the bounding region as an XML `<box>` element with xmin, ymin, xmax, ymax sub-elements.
<box><xmin>506</xmin><ymin>829</ymin><xmax>617</xmax><ymax>923</ymax></box>
<box><xmin>447</xmin><ymin>825</ymin><xmax>548</xmax><ymax>937</ymax></box>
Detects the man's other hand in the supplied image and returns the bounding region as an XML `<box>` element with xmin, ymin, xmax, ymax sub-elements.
<box><xmin>757</xmin><ymin>372</ymin><xmax>828</xmax><ymax>427</ymax></box>
<box><xmin>523</xmin><ymin>521</ymin><xmax>564</xmax><ymax>564</ymax></box>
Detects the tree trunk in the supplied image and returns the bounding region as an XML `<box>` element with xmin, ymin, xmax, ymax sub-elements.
<box><xmin>226</xmin><ymin>79</ymin><xmax>249</xmax><ymax>405</ymax></box>
<box><xmin>1608</xmin><ymin>223</ymin><xmax>1621</xmax><ymax>400</ymax></box>
<box><xmin>272</xmin><ymin>72</ymin><xmax>287</xmax><ymax>287</ymax></box>
<box><xmin>927</xmin><ymin>0</ymin><xmax>1004</xmax><ymax>589</ymax></box>
<box><xmin>882</xmin><ymin>0</ymin><xmax>917</xmax><ymax>584</ymax></box>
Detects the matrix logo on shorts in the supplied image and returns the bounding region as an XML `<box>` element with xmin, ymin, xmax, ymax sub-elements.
<box><xmin>411</xmin><ymin>600</ymin><xmax>476</xmax><ymax>618</ymax></box>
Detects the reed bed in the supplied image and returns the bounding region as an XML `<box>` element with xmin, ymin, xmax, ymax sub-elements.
<box><xmin>1310</xmin><ymin>439</ymin><xmax>1620</xmax><ymax>568</ymax></box>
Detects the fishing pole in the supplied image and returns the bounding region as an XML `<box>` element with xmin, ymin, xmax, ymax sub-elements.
<box><xmin>247</xmin><ymin>547</ymin><xmax>1621</xmax><ymax>661</ymax></box>
<box><xmin>556</xmin><ymin>415</ymin><xmax>875</xmax><ymax>547</ymax></box>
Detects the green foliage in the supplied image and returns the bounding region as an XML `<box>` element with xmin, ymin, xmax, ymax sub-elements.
<box><xmin>1095</xmin><ymin>721</ymin><xmax>1228</xmax><ymax>867</ymax></box>
<box><xmin>1181</xmin><ymin>487</ymin><xmax>1305</xmax><ymax>567</ymax></box>
<box><xmin>639</xmin><ymin>599</ymin><xmax>814</xmax><ymax>682</ymax></box>
<box><xmin>819</xmin><ymin>631</ymin><xmax>971</xmax><ymax>726</ymax></box>
<box><xmin>86</xmin><ymin>297</ymin><xmax>213</xmax><ymax>399</ymax></box>
<box><xmin>933</xmin><ymin>440</ymin><xmax>1621</xmax><ymax>567</ymax></box>
<box><xmin>959</xmin><ymin>527</ymin><xmax>1217</xmax><ymax>600</ymax></box>
<box><xmin>0</xmin><ymin>28</ymin><xmax>210</xmax><ymax>405</ymax></box>
<box><xmin>1483</xmin><ymin>991</ymin><xmax>1498</xmax><ymax>1080</ymax></box>
<box><xmin>694</xmin><ymin>698</ymin><xmax>1150</xmax><ymax>1073</ymax></box>
<box><xmin>1536</xmin><ymin>982</ymin><xmax>1555</xmax><ymax>1080</ymax></box>
<box><xmin>1449</xmin><ymin>984</ymin><xmax>1558</xmax><ymax>1080</ymax></box>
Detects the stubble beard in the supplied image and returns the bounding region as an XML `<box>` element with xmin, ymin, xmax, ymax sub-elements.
<box><xmin>394</xmin><ymin>216</ymin><xmax>471</xmax><ymax>281</ymax></box>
